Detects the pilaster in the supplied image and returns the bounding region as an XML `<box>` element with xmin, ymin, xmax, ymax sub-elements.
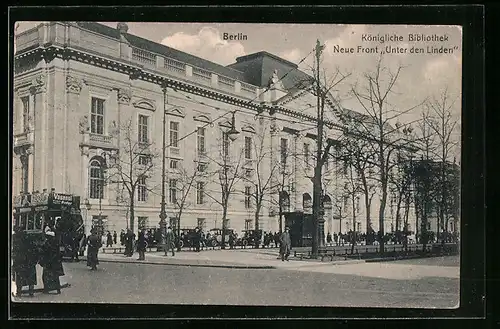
<box><xmin>30</xmin><ymin>74</ymin><xmax>47</xmax><ymax>191</ymax></box>
<box><xmin>66</xmin><ymin>74</ymin><xmax>83</xmax><ymax>193</ymax></box>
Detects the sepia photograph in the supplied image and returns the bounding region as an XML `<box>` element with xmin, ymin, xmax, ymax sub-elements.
<box><xmin>11</xmin><ymin>20</ymin><xmax>462</xmax><ymax>310</ymax></box>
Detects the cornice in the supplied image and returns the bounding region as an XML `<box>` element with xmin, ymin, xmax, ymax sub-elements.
<box><xmin>14</xmin><ymin>45</ymin><xmax>345</xmax><ymax>131</ymax></box>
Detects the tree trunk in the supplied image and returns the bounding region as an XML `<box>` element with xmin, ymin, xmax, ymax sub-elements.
<box><xmin>221</xmin><ymin>196</ymin><xmax>228</xmax><ymax>249</ymax></box>
<box><xmin>312</xmin><ymin>165</ymin><xmax>322</xmax><ymax>257</ymax></box>
<box><xmin>351</xmin><ymin>196</ymin><xmax>357</xmax><ymax>254</ymax></box>
<box><xmin>379</xmin><ymin>180</ymin><xmax>388</xmax><ymax>254</ymax></box>
<box><xmin>254</xmin><ymin>198</ymin><xmax>261</xmax><ymax>249</ymax></box>
<box><xmin>129</xmin><ymin>189</ymin><xmax>135</xmax><ymax>233</ymax></box>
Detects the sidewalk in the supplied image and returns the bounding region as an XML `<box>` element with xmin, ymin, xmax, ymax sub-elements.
<box><xmin>98</xmin><ymin>249</ymin><xmax>364</xmax><ymax>270</ymax></box>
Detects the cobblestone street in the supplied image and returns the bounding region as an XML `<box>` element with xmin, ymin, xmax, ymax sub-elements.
<box><xmin>12</xmin><ymin>252</ymin><xmax>460</xmax><ymax>308</ymax></box>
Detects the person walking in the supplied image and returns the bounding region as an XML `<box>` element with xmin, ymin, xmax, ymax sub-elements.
<box><xmin>164</xmin><ymin>226</ymin><xmax>176</xmax><ymax>256</ymax></box>
<box><xmin>280</xmin><ymin>226</ymin><xmax>292</xmax><ymax>262</ymax></box>
<box><xmin>120</xmin><ymin>229</ymin><xmax>125</xmax><ymax>246</ymax></box>
<box><xmin>106</xmin><ymin>231</ymin><xmax>113</xmax><ymax>247</ymax></box>
<box><xmin>326</xmin><ymin>232</ymin><xmax>332</xmax><ymax>246</ymax></box>
<box><xmin>40</xmin><ymin>227</ymin><xmax>64</xmax><ymax>294</ymax></box>
<box><xmin>86</xmin><ymin>229</ymin><xmax>102</xmax><ymax>270</ymax></box>
<box><xmin>12</xmin><ymin>227</ymin><xmax>37</xmax><ymax>297</ymax></box>
<box><xmin>113</xmin><ymin>231</ymin><xmax>117</xmax><ymax>245</ymax></box>
<box><xmin>124</xmin><ymin>229</ymin><xmax>134</xmax><ymax>257</ymax></box>
<box><xmin>136</xmin><ymin>229</ymin><xmax>147</xmax><ymax>260</ymax></box>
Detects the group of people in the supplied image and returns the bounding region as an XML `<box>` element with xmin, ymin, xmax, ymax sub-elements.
<box><xmin>12</xmin><ymin>226</ymin><xmax>65</xmax><ymax>296</ymax></box>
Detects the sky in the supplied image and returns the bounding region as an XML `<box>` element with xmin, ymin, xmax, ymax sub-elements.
<box><xmin>15</xmin><ymin>22</ymin><xmax>462</xmax><ymax>157</ymax></box>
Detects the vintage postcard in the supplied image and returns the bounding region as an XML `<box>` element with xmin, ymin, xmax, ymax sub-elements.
<box><xmin>11</xmin><ymin>21</ymin><xmax>462</xmax><ymax>310</ymax></box>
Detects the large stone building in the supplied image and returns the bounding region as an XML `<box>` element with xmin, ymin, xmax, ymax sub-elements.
<box><xmin>13</xmin><ymin>22</ymin><xmax>419</xmax><ymax>238</ymax></box>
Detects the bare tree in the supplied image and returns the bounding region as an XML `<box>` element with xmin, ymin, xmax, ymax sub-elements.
<box><xmin>348</xmin><ymin>56</ymin><xmax>424</xmax><ymax>253</ymax></box>
<box><xmin>111</xmin><ymin>119</ymin><xmax>158</xmax><ymax>233</ymax></box>
<box><xmin>203</xmin><ymin>132</ymin><xmax>244</xmax><ymax>249</ymax></box>
<box><xmin>238</xmin><ymin>121</ymin><xmax>281</xmax><ymax>248</ymax></box>
<box><xmin>425</xmin><ymin>87</ymin><xmax>460</xmax><ymax>244</ymax></box>
<box><xmin>343</xmin><ymin>161</ymin><xmax>363</xmax><ymax>254</ymax></box>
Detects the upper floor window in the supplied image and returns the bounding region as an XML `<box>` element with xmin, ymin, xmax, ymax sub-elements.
<box><xmin>304</xmin><ymin>143</ymin><xmax>310</xmax><ymax>167</ymax></box>
<box><xmin>222</xmin><ymin>132</ymin><xmax>229</xmax><ymax>157</ymax></box>
<box><xmin>196</xmin><ymin>182</ymin><xmax>205</xmax><ymax>205</ymax></box>
<box><xmin>138</xmin><ymin>155</ymin><xmax>151</xmax><ymax>166</ymax></box>
<box><xmin>244</xmin><ymin>136</ymin><xmax>252</xmax><ymax>160</ymax></box>
<box><xmin>169</xmin><ymin>178</ymin><xmax>177</xmax><ymax>204</ymax></box>
<box><xmin>169</xmin><ymin>121</ymin><xmax>179</xmax><ymax>147</ymax></box>
<box><xmin>21</xmin><ymin>96</ymin><xmax>30</xmax><ymax>133</ymax></box>
<box><xmin>138</xmin><ymin>175</ymin><xmax>147</xmax><ymax>202</ymax></box>
<box><xmin>170</xmin><ymin>159</ymin><xmax>179</xmax><ymax>169</ymax></box>
<box><xmin>244</xmin><ymin>186</ymin><xmax>252</xmax><ymax>208</ymax></box>
<box><xmin>197</xmin><ymin>127</ymin><xmax>206</xmax><ymax>154</ymax></box>
<box><xmin>197</xmin><ymin>162</ymin><xmax>207</xmax><ymax>172</ymax></box>
<box><xmin>89</xmin><ymin>159</ymin><xmax>105</xmax><ymax>199</ymax></box>
<box><xmin>280</xmin><ymin>138</ymin><xmax>288</xmax><ymax>165</ymax></box>
<box><xmin>91</xmin><ymin>97</ymin><xmax>105</xmax><ymax>135</ymax></box>
<box><xmin>138</xmin><ymin>115</ymin><xmax>149</xmax><ymax>144</ymax></box>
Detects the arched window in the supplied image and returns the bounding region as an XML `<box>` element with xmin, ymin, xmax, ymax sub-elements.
<box><xmin>89</xmin><ymin>159</ymin><xmax>105</xmax><ymax>199</ymax></box>
<box><xmin>279</xmin><ymin>191</ymin><xmax>290</xmax><ymax>213</ymax></box>
<box><xmin>303</xmin><ymin>193</ymin><xmax>312</xmax><ymax>213</ymax></box>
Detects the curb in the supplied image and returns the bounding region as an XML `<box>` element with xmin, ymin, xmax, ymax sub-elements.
<box><xmin>14</xmin><ymin>283</ymin><xmax>71</xmax><ymax>295</ymax></box>
<box><xmin>99</xmin><ymin>258</ymin><xmax>276</xmax><ymax>270</ymax></box>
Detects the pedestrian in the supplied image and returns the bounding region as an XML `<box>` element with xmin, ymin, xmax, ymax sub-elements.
<box><xmin>326</xmin><ymin>232</ymin><xmax>332</xmax><ymax>246</ymax></box>
<box><xmin>86</xmin><ymin>229</ymin><xmax>101</xmax><ymax>270</ymax></box>
<box><xmin>39</xmin><ymin>227</ymin><xmax>64</xmax><ymax>294</ymax></box>
<box><xmin>279</xmin><ymin>226</ymin><xmax>291</xmax><ymax>262</ymax></box>
<box><xmin>106</xmin><ymin>231</ymin><xmax>113</xmax><ymax>247</ymax></box>
<box><xmin>120</xmin><ymin>229</ymin><xmax>125</xmax><ymax>246</ymax></box>
<box><xmin>12</xmin><ymin>226</ymin><xmax>37</xmax><ymax>297</ymax></box>
<box><xmin>137</xmin><ymin>229</ymin><xmax>147</xmax><ymax>260</ymax></box>
<box><xmin>113</xmin><ymin>231</ymin><xmax>117</xmax><ymax>245</ymax></box>
<box><xmin>194</xmin><ymin>227</ymin><xmax>202</xmax><ymax>252</ymax></box>
<box><xmin>165</xmin><ymin>226</ymin><xmax>176</xmax><ymax>256</ymax></box>
<box><xmin>124</xmin><ymin>229</ymin><xmax>134</xmax><ymax>257</ymax></box>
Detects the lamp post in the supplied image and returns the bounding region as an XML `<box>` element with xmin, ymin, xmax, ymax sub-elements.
<box><xmin>84</xmin><ymin>198</ymin><xmax>91</xmax><ymax>236</ymax></box>
<box><xmin>159</xmin><ymin>84</ymin><xmax>168</xmax><ymax>254</ymax></box>
<box><xmin>220</xmin><ymin>111</ymin><xmax>239</xmax><ymax>250</ymax></box>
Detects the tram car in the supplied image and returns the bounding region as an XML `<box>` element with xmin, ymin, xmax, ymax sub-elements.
<box><xmin>12</xmin><ymin>189</ymin><xmax>85</xmax><ymax>259</ymax></box>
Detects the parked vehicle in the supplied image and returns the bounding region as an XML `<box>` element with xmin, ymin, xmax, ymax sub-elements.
<box><xmin>240</xmin><ymin>229</ymin><xmax>263</xmax><ymax>247</ymax></box>
<box><xmin>208</xmin><ymin>228</ymin><xmax>234</xmax><ymax>247</ymax></box>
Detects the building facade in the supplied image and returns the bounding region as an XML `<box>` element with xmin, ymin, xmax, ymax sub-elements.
<box><xmin>13</xmin><ymin>22</ymin><xmax>420</xmax><ymax>238</ymax></box>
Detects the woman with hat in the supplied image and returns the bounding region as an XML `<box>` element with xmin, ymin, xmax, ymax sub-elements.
<box><xmin>12</xmin><ymin>226</ymin><xmax>37</xmax><ymax>297</ymax></box>
<box><xmin>39</xmin><ymin>227</ymin><xmax>64</xmax><ymax>294</ymax></box>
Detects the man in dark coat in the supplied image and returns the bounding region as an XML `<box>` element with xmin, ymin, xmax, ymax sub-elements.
<box><xmin>120</xmin><ymin>229</ymin><xmax>125</xmax><ymax>246</ymax></box>
<box><xmin>280</xmin><ymin>226</ymin><xmax>292</xmax><ymax>261</ymax></box>
<box><xmin>40</xmin><ymin>228</ymin><xmax>64</xmax><ymax>294</ymax></box>
<box><xmin>113</xmin><ymin>231</ymin><xmax>117</xmax><ymax>245</ymax></box>
<box><xmin>136</xmin><ymin>229</ymin><xmax>147</xmax><ymax>260</ymax></box>
<box><xmin>12</xmin><ymin>227</ymin><xmax>37</xmax><ymax>297</ymax></box>
<box><xmin>106</xmin><ymin>231</ymin><xmax>113</xmax><ymax>247</ymax></box>
<box><xmin>87</xmin><ymin>229</ymin><xmax>101</xmax><ymax>270</ymax></box>
<box><xmin>124</xmin><ymin>229</ymin><xmax>134</xmax><ymax>257</ymax></box>
<box><xmin>165</xmin><ymin>226</ymin><xmax>175</xmax><ymax>256</ymax></box>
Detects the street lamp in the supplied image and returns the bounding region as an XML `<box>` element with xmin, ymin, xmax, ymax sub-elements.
<box><xmin>84</xmin><ymin>198</ymin><xmax>91</xmax><ymax>236</ymax></box>
<box><xmin>220</xmin><ymin>111</ymin><xmax>239</xmax><ymax>250</ymax></box>
<box><xmin>159</xmin><ymin>84</ymin><xmax>168</xmax><ymax>255</ymax></box>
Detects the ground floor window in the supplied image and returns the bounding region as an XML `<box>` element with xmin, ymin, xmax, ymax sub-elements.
<box><xmin>92</xmin><ymin>215</ymin><xmax>108</xmax><ymax>235</ymax></box>
<box><xmin>245</xmin><ymin>219</ymin><xmax>253</xmax><ymax>231</ymax></box>
<box><xmin>197</xmin><ymin>218</ymin><xmax>206</xmax><ymax>231</ymax></box>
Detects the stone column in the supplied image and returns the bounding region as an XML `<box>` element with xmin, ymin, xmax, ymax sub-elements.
<box><xmin>30</xmin><ymin>75</ymin><xmax>46</xmax><ymax>191</ymax></box>
<box><xmin>26</xmin><ymin>145</ymin><xmax>34</xmax><ymax>193</ymax></box>
<box><xmin>66</xmin><ymin>75</ymin><xmax>83</xmax><ymax>193</ymax></box>
<box><xmin>81</xmin><ymin>145</ymin><xmax>90</xmax><ymax>235</ymax></box>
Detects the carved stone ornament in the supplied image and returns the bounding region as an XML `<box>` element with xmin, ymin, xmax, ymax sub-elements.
<box><xmin>66</xmin><ymin>75</ymin><xmax>83</xmax><ymax>94</ymax></box>
<box><xmin>270</xmin><ymin>122</ymin><xmax>282</xmax><ymax>134</ymax></box>
<box><xmin>117</xmin><ymin>89</ymin><xmax>132</xmax><ymax>104</ymax></box>
<box><xmin>81</xmin><ymin>146</ymin><xmax>89</xmax><ymax>156</ymax></box>
<box><xmin>79</xmin><ymin>115</ymin><xmax>90</xmax><ymax>134</ymax></box>
<box><xmin>268</xmin><ymin>69</ymin><xmax>285</xmax><ymax>90</ymax></box>
<box><xmin>30</xmin><ymin>75</ymin><xmax>46</xmax><ymax>93</ymax></box>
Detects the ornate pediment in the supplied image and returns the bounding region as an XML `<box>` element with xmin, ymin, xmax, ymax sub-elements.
<box><xmin>166</xmin><ymin>107</ymin><xmax>185</xmax><ymax>118</ymax></box>
<box><xmin>218</xmin><ymin>119</ymin><xmax>232</xmax><ymax>129</ymax></box>
<box><xmin>132</xmin><ymin>99</ymin><xmax>156</xmax><ymax>112</ymax></box>
<box><xmin>241</xmin><ymin>123</ymin><xmax>256</xmax><ymax>134</ymax></box>
<box><xmin>193</xmin><ymin>114</ymin><xmax>212</xmax><ymax>123</ymax></box>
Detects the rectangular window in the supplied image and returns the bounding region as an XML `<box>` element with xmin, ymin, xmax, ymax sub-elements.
<box><xmin>170</xmin><ymin>159</ymin><xmax>178</xmax><ymax>169</ymax></box>
<box><xmin>197</xmin><ymin>162</ymin><xmax>207</xmax><ymax>172</ymax></box>
<box><xmin>280</xmin><ymin>138</ymin><xmax>288</xmax><ymax>164</ymax></box>
<box><xmin>21</xmin><ymin>96</ymin><xmax>30</xmax><ymax>133</ymax></box>
<box><xmin>139</xmin><ymin>155</ymin><xmax>150</xmax><ymax>166</ymax></box>
<box><xmin>197</xmin><ymin>127</ymin><xmax>206</xmax><ymax>154</ymax></box>
<box><xmin>245</xmin><ymin>219</ymin><xmax>253</xmax><ymax>231</ymax></box>
<box><xmin>138</xmin><ymin>217</ymin><xmax>149</xmax><ymax>230</ymax></box>
<box><xmin>138</xmin><ymin>176</ymin><xmax>147</xmax><ymax>202</ymax></box>
<box><xmin>222</xmin><ymin>132</ymin><xmax>229</xmax><ymax>157</ymax></box>
<box><xmin>197</xmin><ymin>218</ymin><xmax>206</xmax><ymax>231</ymax></box>
<box><xmin>244</xmin><ymin>186</ymin><xmax>252</xmax><ymax>209</ymax></box>
<box><xmin>21</xmin><ymin>156</ymin><xmax>29</xmax><ymax>193</ymax></box>
<box><xmin>91</xmin><ymin>97</ymin><xmax>105</xmax><ymax>135</ymax></box>
<box><xmin>196</xmin><ymin>182</ymin><xmax>205</xmax><ymax>204</ymax></box>
<box><xmin>138</xmin><ymin>115</ymin><xmax>149</xmax><ymax>144</ymax></box>
<box><xmin>304</xmin><ymin>143</ymin><xmax>310</xmax><ymax>166</ymax></box>
<box><xmin>244</xmin><ymin>136</ymin><xmax>252</xmax><ymax>159</ymax></box>
<box><xmin>89</xmin><ymin>162</ymin><xmax>105</xmax><ymax>200</ymax></box>
<box><xmin>169</xmin><ymin>179</ymin><xmax>177</xmax><ymax>204</ymax></box>
<box><xmin>169</xmin><ymin>121</ymin><xmax>179</xmax><ymax>147</ymax></box>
